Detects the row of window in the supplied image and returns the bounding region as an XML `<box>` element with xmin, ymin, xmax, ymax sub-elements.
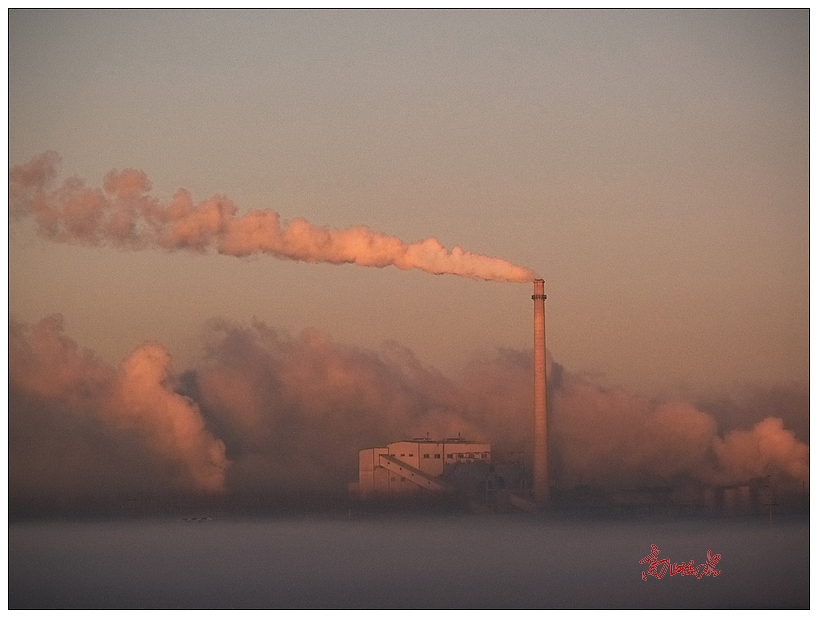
<box><xmin>394</xmin><ymin>452</ymin><xmax>490</xmax><ymax>460</ymax></box>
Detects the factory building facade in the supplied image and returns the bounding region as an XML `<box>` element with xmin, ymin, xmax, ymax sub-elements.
<box><xmin>352</xmin><ymin>438</ymin><xmax>491</xmax><ymax>499</ymax></box>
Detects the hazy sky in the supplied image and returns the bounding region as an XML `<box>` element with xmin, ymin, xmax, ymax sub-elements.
<box><xmin>9</xmin><ymin>9</ymin><xmax>808</xmax><ymax>398</ymax></box>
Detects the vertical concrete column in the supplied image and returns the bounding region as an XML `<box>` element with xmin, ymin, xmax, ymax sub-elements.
<box><xmin>532</xmin><ymin>279</ymin><xmax>549</xmax><ymax>504</ymax></box>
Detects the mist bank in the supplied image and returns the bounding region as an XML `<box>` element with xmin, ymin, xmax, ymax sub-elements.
<box><xmin>9</xmin><ymin>315</ymin><xmax>808</xmax><ymax>513</ymax></box>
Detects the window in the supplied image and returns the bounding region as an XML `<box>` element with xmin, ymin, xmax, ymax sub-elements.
<box><xmin>434</xmin><ymin>454</ymin><xmax>441</xmax><ymax>459</ymax></box>
<box><xmin>481</xmin><ymin>453</ymin><xmax>488</xmax><ymax>459</ymax></box>
<box><xmin>447</xmin><ymin>454</ymin><xmax>453</xmax><ymax>459</ymax></box>
<box><xmin>423</xmin><ymin>454</ymin><xmax>430</xmax><ymax>459</ymax></box>
<box><xmin>468</xmin><ymin>453</ymin><xmax>474</xmax><ymax>458</ymax></box>
<box><xmin>408</xmin><ymin>453</ymin><xmax>413</xmax><ymax>457</ymax></box>
<box><xmin>457</xmin><ymin>453</ymin><xmax>464</xmax><ymax>458</ymax></box>
<box><xmin>400</xmin><ymin>477</ymin><xmax>406</xmax><ymax>482</ymax></box>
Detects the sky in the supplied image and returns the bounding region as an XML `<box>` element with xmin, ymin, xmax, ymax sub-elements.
<box><xmin>7</xmin><ymin>10</ymin><xmax>809</xmax><ymax>503</ymax></box>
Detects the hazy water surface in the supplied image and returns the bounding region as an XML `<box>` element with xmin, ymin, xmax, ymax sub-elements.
<box><xmin>9</xmin><ymin>515</ymin><xmax>808</xmax><ymax>608</ymax></box>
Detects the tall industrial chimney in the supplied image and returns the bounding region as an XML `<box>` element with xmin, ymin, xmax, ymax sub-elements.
<box><xmin>532</xmin><ymin>278</ymin><xmax>549</xmax><ymax>504</ymax></box>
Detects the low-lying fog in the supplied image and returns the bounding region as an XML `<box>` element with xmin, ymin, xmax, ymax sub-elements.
<box><xmin>9</xmin><ymin>515</ymin><xmax>808</xmax><ymax>608</ymax></box>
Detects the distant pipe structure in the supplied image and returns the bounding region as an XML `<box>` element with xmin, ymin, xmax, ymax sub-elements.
<box><xmin>532</xmin><ymin>279</ymin><xmax>549</xmax><ymax>505</ymax></box>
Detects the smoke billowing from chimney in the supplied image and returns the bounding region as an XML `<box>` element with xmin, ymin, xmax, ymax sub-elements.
<box><xmin>8</xmin><ymin>154</ymin><xmax>808</xmax><ymax>509</ymax></box>
<box><xmin>9</xmin><ymin>152</ymin><xmax>536</xmax><ymax>283</ymax></box>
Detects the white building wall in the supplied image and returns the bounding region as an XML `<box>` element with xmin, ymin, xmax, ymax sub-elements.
<box><xmin>357</xmin><ymin>440</ymin><xmax>491</xmax><ymax>498</ymax></box>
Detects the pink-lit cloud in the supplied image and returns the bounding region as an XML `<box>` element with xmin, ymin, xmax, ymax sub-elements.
<box><xmin>10</xmin><ymin>315</ymin><xmax>806</xmax><ymax>502</ymax></box>
<box><xmin>9</xmin><ymin>316</ymin><xmax>229</xmax><ymax>496</ymax></box>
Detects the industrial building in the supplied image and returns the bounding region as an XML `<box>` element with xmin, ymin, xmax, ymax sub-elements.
<box><xmin>352</xmin><ymin>438</ymin><xmax>492</xmax><ymax>499</ymax></box>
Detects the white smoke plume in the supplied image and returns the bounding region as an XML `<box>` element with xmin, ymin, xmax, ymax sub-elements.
<box><xmin>9</xmin><ymin>152</ymin><xmax>536</xmax><ymax>283</ymax></box>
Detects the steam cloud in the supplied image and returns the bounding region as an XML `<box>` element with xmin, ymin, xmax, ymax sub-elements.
<box><xmin>9</xmin><ymin>152</ymin><xmax>536</xmax><ymax>282</ymax></box>
<box><xmin>9</xmin><ymin>316</ymin><xmax>808</xmax><ymax>504</ymax></box>
<box><xmin>549</xmin><ymin>374</ymin><xmax>809</xmax><ymax>489</ymax></box>
<box><xmin>9</xmin><ymin>316</ymin><xmax>228</xmax><ymax>496</ymax></box>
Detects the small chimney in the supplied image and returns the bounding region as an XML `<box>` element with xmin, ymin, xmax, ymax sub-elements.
<box><xmin>532</xmin><ymin>279</ymin><xmax>549</xmax><ymax>504</ymax></box>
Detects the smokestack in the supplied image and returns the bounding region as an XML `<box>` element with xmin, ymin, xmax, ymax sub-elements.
<box><xmin>532</xmin><ymin>278</ymin><xmax>549</xmax><ymax>504</ymax></box>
